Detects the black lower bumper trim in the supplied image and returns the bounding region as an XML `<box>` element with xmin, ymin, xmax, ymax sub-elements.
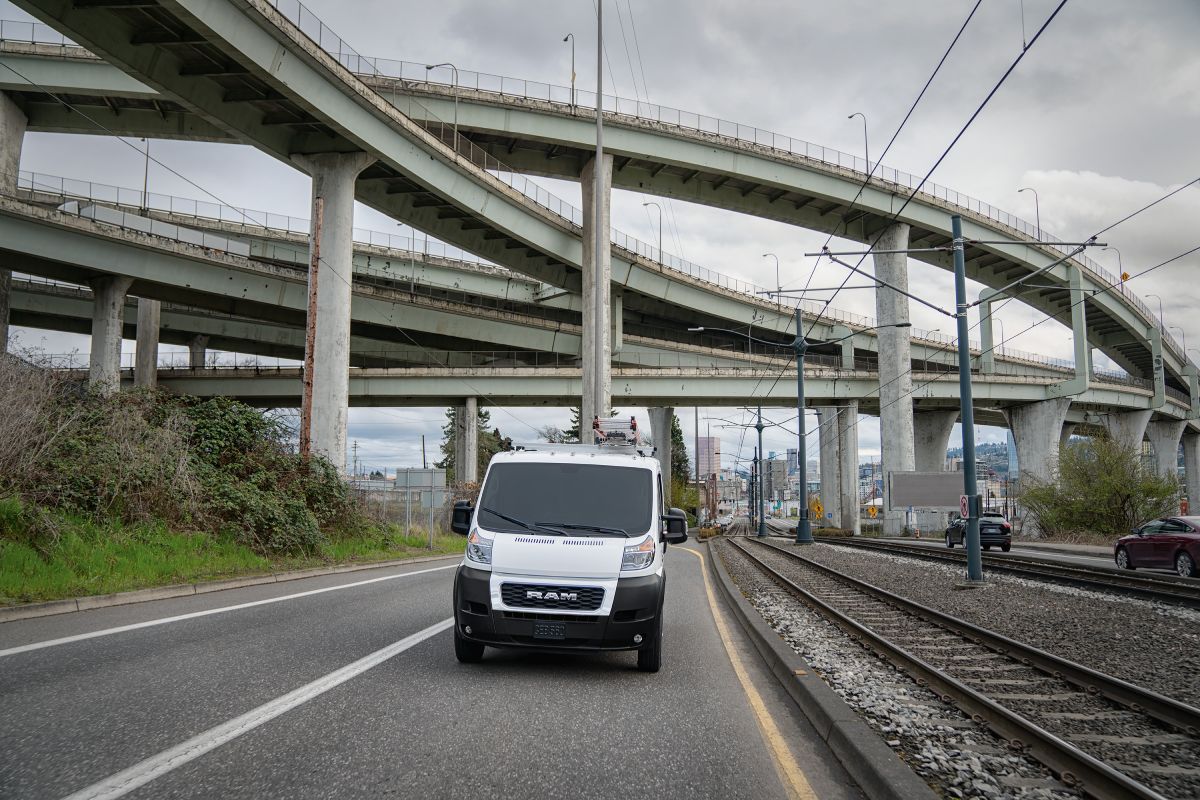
<box><xmin>453</xmin><ymin>565</ymin><xmax>664</xmax><ymax>651</ymax></box>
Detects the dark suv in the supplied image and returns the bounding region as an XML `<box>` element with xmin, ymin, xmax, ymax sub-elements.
<box><xmin>945</xmin><ymin>511</ymin><xmax>1012</xmax><ymax>552</ymax></box>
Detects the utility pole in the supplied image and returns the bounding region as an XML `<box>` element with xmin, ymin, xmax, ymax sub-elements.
<box><xmin>591</xmin><ymin>0</ymin><xmax>608</xmax><ymax>420</ymax></box>
<box><xmin>694</xmin><ymin>406</ymin><xmax>700</xmax><ymax>522</ymax></box>
<box><xmin>756</xmin><ymin>407</ymin><xmax>766</xmax><ymax>538</ymax></box>
<box><xmin>952</xmin><ymin>214</ymin><xmax>984</xmax><ymax>585</ymax></box>
<box><xmin>749</xmin><ymin>449</ymin><xmax>756</xmax><ymax>533</ymax></box>
<box><xmin>352</xmin><ymin>439</ymin><xmax>359</xmax><ymax>478</ymax></box>
<box><xmin>421</xmin><ymin>434</ymin><xmax>427</xmax><ymax>469</ymax></box>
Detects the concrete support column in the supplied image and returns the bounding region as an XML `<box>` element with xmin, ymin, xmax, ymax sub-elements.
<box><xmin>831</xmin><ymin>325</ymin><xmax>855</xmax><ymax>369</ymax></box>
<box><xmin>873</xmin><ymin>222</ymin><xmax>914</xmax><ymax>534</ymax></box>
<box><xmin>580</xmin><ymin>154</ymin><xmax>613</xmax><ymax>425</ymax></box>
<box><xmin>815</xmin><ymin>406</ymin><xmax>841</xmax><ymax>525</ymax></box>
<box><xmin>0</xmin><ymin>92</ymin><xmax>28</xmax><ymax>354</ymax></box>
<box><xmin>134</xmin><ymin>298</ymin><xmax>161</xmax><ymax>388</ymax></box>
<box><xmin>188</xmin><ymin>334</ymin><xmax>209</xmax><ymax>368</ymax></box>
<box><xmin>1184</xmin><ymin>433</ymin><xmax>1200</xmax><ymax>510</ymax></box>
<box><xmin>292</xmin><ymin>152</ymin><xmax>375</xmax><ymax>471</ymax></box>
<box><xmin>460</xmin><ymin>397</ymin><xmax>479</xmax><ymax>484</ymax></box>
<box><xmin>1147</xmin><ymin>419</ymin><xmax>1185</xmax><ymax>479</ymax></box>
<box><xmin>611</xmin><ymin>289</ymin><xmax>623</xmax><ymax>356</ymax></box>
<box><xmin>914</xmin><ymin>409</ymin><xmax>958</xmax><ymax>531</ymax></box>
<box><xmin>648</xmin><ymin>407</ymin><xmax>673</xmax><ymax>503</ymax></box>
<box><xmin>977</xmin><ymin>291</ymin><xmax>996</xmax><ymax>374</ymax></box>
<box><xmin>1006</xmin><ymin>398</ymin><xmax>1073</xmax><ymax>485</ymax></box>
<box><xmin>1103</xmin><ymin>410</ymin><xmax>1152</xmax><ymax>451</ymax></box>
<box><xmin>914</xmin><ymin>410</ymin><xmax>959</xmax><ymax>472</ymax></box>
<box><xmin>88</xmin><ymin>275</ymin><xmax>134</xmax><ymax>396</ymax></box>
<box><xmin>1060</xmin><ymin>422</ymin><xmax>1077</xmax><ymax>450</ymax></box>
<box><xmin>837</xmin><ymin>401</ymin><xmax>860</xmax><ymax>533</ymax></box>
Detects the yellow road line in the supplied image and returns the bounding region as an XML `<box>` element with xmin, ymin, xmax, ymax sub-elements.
<box><xmin>678</xmin><ymin>546</ymin><xmax>818</xmax><ymax>800</ymax></box>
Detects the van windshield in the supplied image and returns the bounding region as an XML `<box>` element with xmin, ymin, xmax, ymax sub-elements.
<box><xmin>477</xmin><ymin>462</ymin><xmax>653</xmax><ymax>536</ymax></box>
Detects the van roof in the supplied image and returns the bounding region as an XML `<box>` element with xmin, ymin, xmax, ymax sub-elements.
<box><xmin>489</xmin><ymin>446</ymin><xmax>658</xmax><ymax>471</ymax></box>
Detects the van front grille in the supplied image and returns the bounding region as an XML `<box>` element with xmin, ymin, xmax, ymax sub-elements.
<box><xmin>501</xmin><ymin>583</ymin><xmax>604</xmax><ymax>611</ymax></box>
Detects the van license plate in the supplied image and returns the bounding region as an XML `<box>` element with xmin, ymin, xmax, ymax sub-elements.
<box><xmin>533</xmin><ymin>621</ymin><xmax>566</xmax><ymax>640</ymax></box>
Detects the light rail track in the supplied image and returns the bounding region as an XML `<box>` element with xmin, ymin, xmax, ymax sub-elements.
<box><xmin>726</xmin><ymin>536</ymin><xmax>1200</xmax><ymax>800</ymax></box>
<box><xmin>791</xmin><ymin>532</ymin><xmax>1200</xmax><ymax>609</ymax></box>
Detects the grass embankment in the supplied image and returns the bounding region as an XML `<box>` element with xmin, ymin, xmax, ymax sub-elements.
<box><xmin>0</xmin><ymin>499</ymin><xmax>464</xmax><ymax>606</ymax></box>
<box><xmin>0</xmin><ymin>354</ymin><xmax>464</xmax><ymax>606</ymax></box>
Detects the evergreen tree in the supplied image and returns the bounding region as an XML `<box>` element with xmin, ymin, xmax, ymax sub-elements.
<box><xmin>670</xmin><ymin>413</ymin><xmax>691</xmax><ymax>481</ymax></box>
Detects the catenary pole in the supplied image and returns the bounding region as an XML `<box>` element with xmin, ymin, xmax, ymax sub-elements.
<box><xmin>756</xmin><ymin>406</ymin><xmax>766</xmax><ymax>537</ymax></box>
<box><xmin>592</xmin><ymin>0</ymin><xmax>606</xmax><ymax>419</ymax></box>
<box><xmin>793</xmin><ymin>305</ymin><xmax>814</xmax><ymax>544</ymax></box>
<box><xmin>953</xmin><ymin>214</ymin><xmax>984</xmax><ymax>583</ymax></box>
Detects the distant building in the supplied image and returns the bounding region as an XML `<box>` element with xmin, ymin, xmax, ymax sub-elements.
<box><xmin>697</xmin><ymin>436</ymin><xmax>721</xmax><ymax>478</ymax></box>
<box><xmin>1007</xmin><ymin>431</ymin><xmax>1018</xmax><ymax>474</ymax></box>
<box><xmin>787</xmin><ymin>448</ymin><xmax>799</xmax><ymax>475</ymax></box>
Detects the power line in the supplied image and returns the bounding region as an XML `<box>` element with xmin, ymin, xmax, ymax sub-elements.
<box><xmin>803</xmin><ymin>0</ymin><xmax>1070</xmax><ymax>340</ymax></box>
<box><xmin>794</xmin><ymin>0</ymin><xmax>984</xmax><ymax>299</ymax></box>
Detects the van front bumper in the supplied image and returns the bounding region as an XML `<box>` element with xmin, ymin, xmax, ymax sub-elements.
<box><xmin>453</xmin><ymin>565</ymin><xmax>663</xmax><ymax>652</ymax></box>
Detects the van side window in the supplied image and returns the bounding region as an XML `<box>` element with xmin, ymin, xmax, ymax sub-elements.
<box><xmin>658</xmin><ymin>473</ymin><xmax>667</xmax><ymax>514</ymax></box>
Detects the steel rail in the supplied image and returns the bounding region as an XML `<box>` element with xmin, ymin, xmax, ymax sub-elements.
<box><xmin>731</xmin><ymin>537</ymin><xmax>1200</xmax><ymax>799</ymax></box>
<box><xmin>808</xmin><ymin>535</ymin><xmax>1200</xmax><ymax>608</ymax></box>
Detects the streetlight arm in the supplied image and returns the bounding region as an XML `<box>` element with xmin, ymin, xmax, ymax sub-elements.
<box><xmin>690</xmin><ymin>322</ymin><xmax>910</xmax><ymax>349</ymax></box>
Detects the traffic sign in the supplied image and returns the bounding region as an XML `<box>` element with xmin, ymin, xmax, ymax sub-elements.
<box><xmin>810</xmin><ymin>498</ymin><xmax>824</xmax><ymax>518</ymax></box>
<box><xmin>868</xmin><ymin>506</ymin><xmax>878</xmax><ymax>519</ymax></box>
<box><xmin>960</xmin><ymin>494</ymin><xmax>970</xmax><ymax>518</ymax></box>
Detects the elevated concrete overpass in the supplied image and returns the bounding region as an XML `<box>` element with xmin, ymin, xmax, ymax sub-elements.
<box><xmin>0</xmin><ymin>32</ymin><xmax>1186</xmax><ymax>394</ymax></box>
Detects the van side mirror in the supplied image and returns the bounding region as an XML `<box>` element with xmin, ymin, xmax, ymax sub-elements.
<box><xmin>663</xmin><ymin>507</ymin><xmax>688</xmax><ymax>544</ymax></box>
<box><xmin>451</xmin><ymin>500</ymin><xmax>473</xmax><ymax>536</ymax></box>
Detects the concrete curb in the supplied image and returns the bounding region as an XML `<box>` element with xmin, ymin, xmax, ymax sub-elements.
<box><xmin>705</xmin><ymin>539</ymin><xmax>937</xmax><ymax>800</ymax></box>
<box><xmin>0</xmin><ymin>553</ymin><xmax>462</xmax><ymax>624</ymax></box>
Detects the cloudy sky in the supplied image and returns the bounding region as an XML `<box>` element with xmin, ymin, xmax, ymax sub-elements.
<box><xmin>5</xmin><ymin>0</ymin><xmax>1199</xmax><ymax>474</ymax></box>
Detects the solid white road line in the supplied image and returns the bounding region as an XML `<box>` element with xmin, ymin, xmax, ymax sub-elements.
<box><xmin>59</xmin><ymin>617</ymin><xmax>454</xmax><ymax>800</ymax></box>
<box><xmin>0</xmin><ymin>564</ymin><xmax>457</xmax><ymax>658</ymax></box>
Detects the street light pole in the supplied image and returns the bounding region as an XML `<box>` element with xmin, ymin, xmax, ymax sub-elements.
<box><xmin>763</xmin><ymin>252</ymin><xmax>780</xmax><ymax>308</ymax></box>
<box><xmin>643</xmin><ymin>202</ymin><xmax>662</xmax><ymax>260</ymax></box>
<box><xmin>424</xmin><ymin>63</ymin><xmax>459</xmax><ymax>151</ymax></box>
<box><xmin>1171</xmin><ymin>326</ymin><xmax>1188</xmax><ymax>358</ymax></box>
<box><xmin>848</xmin><ymin>112</ymin><xmax>869</xmax><ymax>175</ymax></box>
<box><xmin>1018</xmin><ymin>187</ymin><xmax>1040</xmax><ymax>241</ymax></box>
<box><xmin>141</xmin><ymin>138</ymin><xmax>150</xmax><ymax>212</ymax></box>
<box><xmin>563</xmin><ymin>33</ymin><xmax>575</xmax><ymax>108</ymax></box>
<box><xmin>1147</xmin><ymin>293</ymin><xmax>1165</xmax><ymax>332</ymax></box>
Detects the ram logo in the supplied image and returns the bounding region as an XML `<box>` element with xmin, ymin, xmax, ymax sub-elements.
<box><xmin>527</xmin><ymin>590</ymin><xmax>578</xmax><ymax>602</ymax></box>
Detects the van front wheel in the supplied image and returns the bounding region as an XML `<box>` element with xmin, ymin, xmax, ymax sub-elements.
<box><xmin>454</xmin><ymin>626</ymin><xmax>485</xmax><ymax>663</ymax></box>
<box><xmin>637</xmin><ymin>613</ymin><xmax>663</xmax><ymax>673</ymax></box>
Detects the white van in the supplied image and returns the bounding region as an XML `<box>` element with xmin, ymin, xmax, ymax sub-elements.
<box><xmin>450</xmin><ymin>441</ymin><xmax>689</xmax><ymax>672</ymax></box>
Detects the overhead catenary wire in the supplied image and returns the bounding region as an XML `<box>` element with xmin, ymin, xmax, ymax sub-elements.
<box><xmin>801</xmin><ymin>0</ymin><xmax>1070</xmax><ymax>342</ymax></box>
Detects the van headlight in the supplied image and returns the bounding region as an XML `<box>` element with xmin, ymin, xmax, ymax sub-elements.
<box><xmin>466</xmin><ymin>529</ymin><xmax>493</xmax><ymax>565</ymax></box>
<box><xmin>621</xmin><ymin>536</ymin><xmax>656</xmax><ymax>571</ymax></box>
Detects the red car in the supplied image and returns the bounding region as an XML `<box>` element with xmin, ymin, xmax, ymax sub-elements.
<box><xmin>1114</xmin><ymin>517</ymin><xmax>1200</xmax><ymax>577</ymax></box>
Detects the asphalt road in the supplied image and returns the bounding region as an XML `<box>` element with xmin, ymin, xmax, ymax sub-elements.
<box><xmin>1</xmin><ymin>545</ymin><xmax>864</xmax><ymax>800</ymax></box>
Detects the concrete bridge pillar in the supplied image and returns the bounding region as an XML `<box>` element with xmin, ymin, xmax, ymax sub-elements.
<box><xmin>816</xmin><ymin>406</ymin><xmax>841</xmax><ymax>526</ymax></box>
<box><xmin>580</xmin><ymin>154</ymin><xmax>613</xmax><ymax>426</ymax></box>
<box><xmin>1006</xmin><ymin>398</ymin><xmax>1072</xmax><ymax>536</ymax></box>
<box><xmin>648</xmin><ymin>407</ymin><xmax>673</xmax><ymax>502</ymax></box>
<box><xmin>188</xmin><ymin>334</ymin><xmax>209</xmax><ymax>368</ymax></box>
<box><xmin>292</xmin><ymin>151</ymin><xmax>375</xmax><ymax>471</ymax></box>
<box><xmin>1103</xmin><ymin>410</ymin><xmax>1152</xmax><ymax>451</ymax></box>
<box><xmin>1006</xmin><ymin>398</ymin><xmax>1073</xmax><ymax>485</ymax></box>
<box><xmin>454</xmin><ymin>397</ymin><xmax>480</xmax><ymax>485</ymax></box>
<box><xmin>873</xmin><ymin>222</ymin><xmax>914</xmax><ymax>534</ymax></box>
<box><xmin>1060</xmin><ymin>422</ymin><xmax>1077</xmax><ymax>449</ymax></box>
<box><xmin>914</xmin><ymin>410</ymin><xmax>959</xmax><ymax>472</ymax></box>
<box><xmin>1183</xmin><ymin>432</ymin><xmax>1200</xmax><ymax>511</ymax></box>
<box><xmin>0</xmin><ymin>92</ymin><xmax>27</xmax><ymax>354</ymax></box>
<box><xmin>831</xmin><ymin>325</ymin><xmax>856</xmax><ymax>369</ymax></box>
<box><xmin>837</xmin><ymin>401</ymin><xmax>860</xmax><ymax>533</ymax></box>
<box><xmin>134</xmin><ymin>298</ymin><xmax>160</xmax><ymax>388</ymax></box>
<box><xmin>88</xmin><ymin>275</ymin><xmax>133</xmax><ymax>396</ymax></box>
<box><xmin>1147</xmin><ymin>419</ymin><xmax>1185</xmax><ymax>480</ymax></box>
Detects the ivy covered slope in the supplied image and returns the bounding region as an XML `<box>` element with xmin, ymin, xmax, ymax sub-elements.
<box><xmin>0</xmin><ymin>355</ymin><xmax>459</xmax><ymax>605</ymax></box>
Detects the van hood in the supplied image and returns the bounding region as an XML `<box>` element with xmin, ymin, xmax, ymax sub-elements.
<box><xmin>488</xmin><ymin>532</ymin><xmax>629</xmax><ymax>579</ymax></box>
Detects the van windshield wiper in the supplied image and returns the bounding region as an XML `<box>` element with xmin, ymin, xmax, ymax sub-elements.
<box><xmin>479</xmin><ymin>506</ymin><xmax>564</xmax><ymax>536</ymax></box>
<box><xmin>536</xmin><ymin>522</ymin><xmax>630</xmax><ymax>538</ymax></box>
